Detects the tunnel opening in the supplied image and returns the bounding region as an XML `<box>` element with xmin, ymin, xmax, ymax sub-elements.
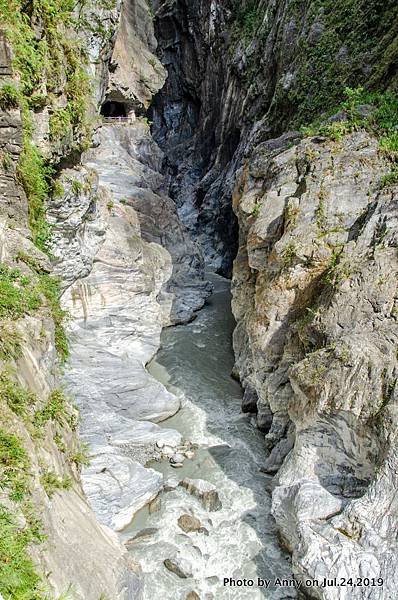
<box><xmin>100</xmin><ymin>100</ymin><xmax>127</xmax><ymax>118</ymax></box>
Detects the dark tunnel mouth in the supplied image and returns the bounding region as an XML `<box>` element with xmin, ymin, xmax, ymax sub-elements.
<box><xmin>100</xmin><ymin>100</ymin><xmax>127</xmax><ymax>118</ymax></box>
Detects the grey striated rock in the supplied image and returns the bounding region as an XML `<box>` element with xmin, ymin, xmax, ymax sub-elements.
<box><xmin>125</xmin><ymin>528</ymin><xmax>158</xmax><ymax>547</ymax></box>
<box><xmin>232</xmin><ymin>130</ymin><xmax>398</xmax><ymax>597</ymax></box>
<box><xmin>0</xmin><ymin>31</ymin><xmax>141</xmax><ymax>598</ymax></box>
<box><xmin>107</xmin><ymin>0</ymin><xmax>166</xmax><ymax>112</ymax></box>
<box><xmin>46</xmin><ymin>0</ymin><xmax>209</xmax><ymax>540</ymax></box>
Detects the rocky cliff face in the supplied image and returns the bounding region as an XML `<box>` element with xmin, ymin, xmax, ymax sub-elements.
<box><xmin>0</xmin><ymin>5</ymin><xmax>142</xmax><ymax>596</ymax></box>
<box><xmin>232</xmin><ymin>129</ymin><xmax>398</xmax><ymax>598</ymax></box>
<box><xmin>1</xmin><ymin>0</ymin><xmax>398</xmax><ymax>598</ymax></box>
<box><xmin>151</xmin><ymin>0</ymin><xmax>397</xmax><ymax>275</ymax></box>
<box><xmin>0</xmin><ymin>0</ymin><xmax>210</xmax><ymax>598</ymax></box>
<box><xmin>151</xmin><ymin>0</ymin><xmax>398</xmax><ymax>597</ymax></box>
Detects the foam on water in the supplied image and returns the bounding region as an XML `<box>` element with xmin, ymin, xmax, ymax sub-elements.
<box><xmin>123</xmin><ymin>274</ymin><xmax>296</xmax><ymax>600</ymax></box>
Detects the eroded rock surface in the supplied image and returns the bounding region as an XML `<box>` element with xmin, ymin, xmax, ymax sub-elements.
<box><xmin>48</xmin><ymin>1</ymin><xmax>210</xmax><ymax>535</ymax></box>
<box><xmin>232</xmin><ymin>130</ymin><xmax>398</xmax><ymax>598</ymax></box>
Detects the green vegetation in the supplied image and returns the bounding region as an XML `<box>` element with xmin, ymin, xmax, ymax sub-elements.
<box><xmin>41</xmin><ymin>470</ymin><xmax>72</xmax><ymax>498</ymax></box>
<box><xmin>37</xmin><ymin>273</ymin><xmax>69</xmax><ymax>362</ymax></box>
<box><xmin>33</xmin><ymin>389</ymin><xmax>68</xmax><ymax>430</ymax></box>
<box><xmin>0</xmin><ymin>265</ymin><xmax>42</xmax><ymax>320</ymax></box>
<box><xmin>17</xmin><ymin>141</ymin><xmax>52</xmax><ymax>252</ymax></box>
<box><xmin>251</xmin><ymin>201</ymin><xmax>262</xmax><ymax>218</ymax></box>
<box><xmin>69</xmin><ymin>443</ymin><xmax>91</xmax><ymax>468</ymax></box>
<box><xmin>285</xmin><ymin>202</ymin><xmax>301</xmax><ymax>230</ymax></box>
<box><xmin>379</xmin><ymin>169</ymin><xmax>398</xmax><ymax>189</ymax></box>
<box><xmin>324</xmin><ymin>247</ymin><xmax>353</xmax><ymax>288</ymax></box>
<box><xmin>302</xmin><ymin>88</ymin><xmax>398</xmax><ymax>185</ymax></box>
<box><xmin>0</xmin><ymin>505</ymin><xmax>45</xmax><ymax>600</ymax></box>
<box><xmin>0</xmin><ymin>323</ymin><xmax>22</xmax><ymax>361</ymax></box>
<box><xmin>0</xmin><ymin>371</ymin><xmax>36</xmax><ymax>419</ymax></box>
<box><xmin>0</xmin><ymin>83</ymin><xmax>20</xmax><ymax>110</ymax></box>
<box><xmin>282</xmin><ymin>241</ymin><xmax>297</xmax><ymax>269</ymax></box>
<box><xmin>315</xmin><ymin>184</ymin><xmax>327</xmax><ymax>233</ymax></box>
<box><xmin>0</xmin><ymin>261</ymin><xmax>69</xmax><ymax>362</ymax></box>
<box><xmin>229</xmin><ymin>0</ymin><xmax>397</xmax><ymax>136</ymax></box>
<box><xmin>0</xmin><ymin>0</ymin><xmax>94</xmax><ymax>253</ymax></box>
<box><xmin>231</xmin><ymin>1</ymin><xmax>262</xmax><ymax>44</ymax></box>
<box><xmin>0</xmin><ymin>428</ymin><xmax>30</xmax><ymax>502</ymax></box>
<box><xmin>287</xmin><ymin>0</ymin><xmax>398</xmax><ymax>125</ymax></box>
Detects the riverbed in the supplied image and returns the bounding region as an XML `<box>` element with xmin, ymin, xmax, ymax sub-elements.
<box><xmin>123</xmin><ymin>274</ymin><xmax>296</xmax><ymax>599</ymax></box>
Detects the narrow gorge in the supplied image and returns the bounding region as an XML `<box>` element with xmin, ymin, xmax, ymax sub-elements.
<box><xmin>0</xmin><ymin>1</ymin><xmax>397</xmax><ymax>600</ymax></box>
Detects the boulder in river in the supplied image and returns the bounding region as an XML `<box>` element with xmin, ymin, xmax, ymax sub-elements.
<box><xmin>178</xmin><ymin>514</ymin><xmax>202</xmax><ymax>533</ymax></box>
<box><xmin>170</xmin><ymin>453</ymin><xmax>185</xmax><ymax>465</ymax></box>
<box><xmin>125</xmin><ymin>527</ymin><xmax>158</xmax><ymax>547</ymax></box>
<box><xmin>164</xmin><ymin>556</ymin><xmax>193</xmax><ymax>579</ymax></box>
<box><xmin>186</xmin><ymin>592</ymin><xmax>200</xmax><ymax>600</ymax></box>
<box><xmin>148</xmin><ymin>495</ymin><xmax>162</xmax><ymax>514</ymax></box>
<box><xmin>179</xmin><ymin>478</ymin><xmax>222</xmax><ymax>511</ymax></box>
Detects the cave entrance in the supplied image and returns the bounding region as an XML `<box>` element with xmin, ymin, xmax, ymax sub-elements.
<box><xmin>100</xmin><ymin>101</ymin><xmax>127</xmax><ymax>118</ymax></box>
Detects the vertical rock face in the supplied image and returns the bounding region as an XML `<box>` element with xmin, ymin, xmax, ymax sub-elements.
<box><xmin>0</xmin><ymin>0</ymin><xmax>208</xmax><ymax>598</ymax></box>
<box><xmin>150</xmin><ymin>1</ymin><xmax>398</xmax><ymax>595</ymax></box>
<box><xmin>151</xmin><ymin>0</ymin><xmax>240</xmax><ymax>275</ymax></box>
<box><xmin>151</xmin><ymin>0</ymin><xmax>397</xmax><ymax>275</ymax></box>
<box><xmin>48</xmin><ymin>0</ymin><xmax>211</xmax><ymax>550</ymax></box>
<box><xmin>0</xmin><ymin>21</ymin><xmax>141</xmax><ymax>600</ymax></box>
<box><xmin>231</xmin><ymin>130</ymin><xmax>398</xmax><ymax>597</ymax></box>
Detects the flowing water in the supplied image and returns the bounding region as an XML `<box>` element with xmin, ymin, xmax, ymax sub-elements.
<box><xmin>123</xmin><ymin>274</ymin><xmax>296</xmax><ymax>600</ymax></box>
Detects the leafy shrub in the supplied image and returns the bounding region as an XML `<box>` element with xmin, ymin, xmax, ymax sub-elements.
<box><xmin>0</xmin><ymin>83</ymin><xmax>19</xmax><ymax>110</ymax></box>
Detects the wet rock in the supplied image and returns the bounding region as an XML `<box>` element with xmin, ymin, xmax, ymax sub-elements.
<box><xmin>184</xmin><ymin>450</ymin><xmax>195</xmax><ymax>460</ymax></box>
<box><xmin>186</xmin><ymin>592</ymin><xmax>200</xmax><ymax>600</ymax></box>
<box><xmin>162</xmin><ymin>446</ymin><xmax>175</xmax><ymax>457</ymax></box>
<box><xmin>170</xmin><ymin>453</ymin><xmax>185</xmax><ymax>464</ymax></box>
<box><xmin>164</xmin><ymin>477</ymin><xmax>180</xmax><ymax>492</ymax></box>
<box><xmin>125</xmin><ymin>528</ymin><xmax>158</xmax><ymax>547</ymax></box>
<box><xmin>148</xmin><ymin>496</ymin><xmax>162</xmax><ymax>514</ymax></box>
<box><xmin>177</xmin><ymin>514</ymin><xmax>202</xmax><ymax>533</ymax></box>
<box><xmin>242</xmin><ymin>385</ymin><xmax>258</xmax><ymax>413</ymax></box>
<box><xmin>164</xmin><ymin>556</ymin><xmax>193</xmax><ymax>579</ymax></box>
<box><xmin>179</xmin><ymin>478</ymin><xmax>222</xmax><ymax>511</ymax></box>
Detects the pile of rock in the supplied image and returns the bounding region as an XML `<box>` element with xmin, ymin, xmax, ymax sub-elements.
<box><xmin>155</xmin><ymin>439</ymin><xmax>196</xmax><ymax>468</ymax></box>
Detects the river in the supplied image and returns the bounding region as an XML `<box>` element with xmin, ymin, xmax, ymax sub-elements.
<box><xmin>123</xmin><ymin>273</ymin><xmax>296</xmax><ymax>600</ymax></box>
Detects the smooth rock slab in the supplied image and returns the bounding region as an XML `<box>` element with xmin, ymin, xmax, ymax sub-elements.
<box><xmin>83</xmin><ymin>453</ymin><xmax>163</xmax><ymax>531</ymax></box>
<box><xmin>179</xmin><ymin>478</ymin><xmax>222</xmax><ymax>511</ymax></box>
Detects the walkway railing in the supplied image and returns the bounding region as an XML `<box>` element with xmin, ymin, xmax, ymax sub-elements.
<box><xmin>101</xmin><ymin>116</ymin><xmax>135</xmax><ymax>124</ymax></box>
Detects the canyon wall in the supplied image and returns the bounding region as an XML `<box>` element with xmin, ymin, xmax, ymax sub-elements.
<box><xmin>1</xmin><ymin>0</ymin><xmax>398</xmax><ymax>597</ymax></box>
<box><xmin>0</xmin><ymin>0</ymin><xmax>209</xmax><ymax>597</ymax></box>
<box><xmin>152</xmin><ymin>0</ymin><xmax>398</xmax><ymax>597</ymax></box>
